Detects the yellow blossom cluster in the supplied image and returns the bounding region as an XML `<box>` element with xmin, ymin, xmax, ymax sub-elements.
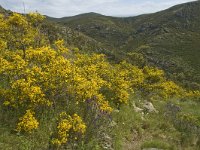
<box><xmin>184</xmin><ymin>90</ymin><xmax>200</xmax><ymax>101</ymax></box>
<box><xmin>10</xmin><ymin>79</ymin><xmax>51</xmax><ymax>107</ymax></box>
<box><xmin>0</xmin><ymin>12</ymin><xmax>48</xmax><ymax>55</ymax></box>
<box><xmin>158</xmin><ymin>81</ymin><xmax>184</xmax><ymax>98</ymax></box>
<box><xmin>16</xmin><ymin>109</ymin><xmax>39</xmax><ymax>133</ymax></box>
<box><xmin>51</xmin><ymin>112</ymin><xmax>86</xmax><ymax>146</ymax></box>
<box><xmin>27</xmin><ymin>12</ymin><xmax>45</xmax><ymax>24</ymax></box>
<box><xmin>143</xmin><ymin>66</ymin><xmax>165</xmax><ymax>83</ymax></box>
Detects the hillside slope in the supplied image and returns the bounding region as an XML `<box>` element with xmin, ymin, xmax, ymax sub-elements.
<box><xmin>52</xmin><ymin>1</ymin><xmax>200</xmax><ymax>89</ymax></box>
<box><xmin>0</xmin><ymin>4</ymin><xmax>200</xmax><ymax>150</ymax></box>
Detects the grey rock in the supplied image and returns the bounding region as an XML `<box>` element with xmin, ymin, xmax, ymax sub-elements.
<box><xmin>143</xmin><ymin>101</ymin><xmax>158</xmax><ymax>113</ymax></box>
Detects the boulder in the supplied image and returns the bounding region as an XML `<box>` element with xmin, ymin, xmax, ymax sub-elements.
<box><xmin>143</xmin><ymin>101</ymin><xmax>158</xmax><ymax>113</ymax></box>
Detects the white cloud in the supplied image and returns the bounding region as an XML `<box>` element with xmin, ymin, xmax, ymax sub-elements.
<box><xmin>0</xmin><ymin>0</ymin><xmax>196</xmax><ymax>17</ymax></box>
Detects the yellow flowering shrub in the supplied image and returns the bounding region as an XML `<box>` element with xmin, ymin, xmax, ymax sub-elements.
<box><xmin>158</xmin><ymin>81</ymin><xmax>184</xmax><ymax>98</ymax></box>
<box><xmin>1</xmin><ymin>12</ymin><xmax>199</xmax><ymax>144</ymax></box>
<box><xmin>10</xmin><ymin>79</ymin><xmax>51</xmax><ymax>107</ymax></box>
<box><xmin>184</xmin><ymin>90</ymin><xmax>200</xmax><ymax>101</ymax></box>
<box><xmin>16</xmin><ymin>109</ymin><xmax>39</xmax><ymax>133</ymax></box>
<box><xmin>143</xmin><ymin>66</ymin><xmax>165</xmax><ymax>84</ymax></box>
<box><xmin>95</xmin><ymin>94</ymin><xmax>113</xmax><ymax>112</ymax></box>
<box><xmin>27</xmin><ymin>12</ymin><xmax>45</xmax><ymax>24</ymax></box>
<box><xmin>54</xmin><ymin>39</ymin><xmax>69</xmax><ymax>54</ymax></box>
<box><xmin>51</xmin><ymin>112</ymin><xmax>86</xmax><ymax>147</ymax></box>
<box><xmin>0</xmin><ymin>57</ymin><xmax>11</xmax><ymax>74</ymax></box>
<box><xmin>0</xmin><ymin>12</ymin><xmax>48</xmax><ymax>57</ymax></box>
<box><xmin>0</xmin><ymin>40</ymin><xmax>7</xmax><ymax>50</ymax></box>
<box><xmin>8</xmin><ymin>13</ymin><xmax>28</xmax><ymax>27</ymax></box>
<box><xmin>108</xmin><ymin>61</ymin><xmax>144</xmax><ymax>104</ymax></box>
<box><xmin>72</xmin><ymin>114</ymin><xmax>87</xmax><ymax>133</ymax></box>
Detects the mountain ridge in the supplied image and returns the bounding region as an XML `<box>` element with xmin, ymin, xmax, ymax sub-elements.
<box><xmin>48</xmin><ymin>0</ymin><xmax>199</xmax><ymax>19</ymax></box>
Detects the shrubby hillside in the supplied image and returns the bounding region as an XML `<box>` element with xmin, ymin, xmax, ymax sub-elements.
<box><xmin>52</xmin><ymin>1</ymin><xmax>200</xmax><ymax>90</ymax></box>
<box><xmin>0</xmin><ymin>2</ymin><xmax>200</xmax><ymax>150</ymax></box>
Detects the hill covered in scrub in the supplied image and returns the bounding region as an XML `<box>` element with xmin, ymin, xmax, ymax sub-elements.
<box><xmin>51</xmin><ymin>0</ymin><xmax>200</xmax><ymax>89</ymax></box>
<box><xmin>0</xmin><ymin>1</ymin><xmax>200</xmax><ymax>150</ymax></box>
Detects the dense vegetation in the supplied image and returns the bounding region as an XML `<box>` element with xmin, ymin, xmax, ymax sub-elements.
<box><xmin>52</xmin><ymin>1</ymin><xmax>200</xmax><ymax>90</ymax></box>
<box><xmin>0</xmin><ymin>2</ymin><xmax>200</xmax><ymax>150</ymax></box>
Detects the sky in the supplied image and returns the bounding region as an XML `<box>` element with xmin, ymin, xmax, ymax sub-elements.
<box><xmin>0</xmin><ymin>0</ymin><xmax>196</xmax><ymax>18</ymax></box>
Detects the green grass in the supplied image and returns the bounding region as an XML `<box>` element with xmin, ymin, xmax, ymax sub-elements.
<box><xmin>1</xmin><ymin>94</ymin><xmax>200</xmax><ymax>149</ymax></box>
<box><xmin>141</xmin><ymin>139</ymin><xmax>175</xmax><ymax>150</ymax></box>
